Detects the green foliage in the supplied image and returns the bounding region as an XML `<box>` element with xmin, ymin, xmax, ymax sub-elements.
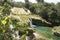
<box><xmin>0</xmin><ymin>0</ymin><xmax>60</xmax><ymax>40</ymax></box>
<box><xmin>13</xmin><ymin>2</ymin><xmax>25</xmax><ymax>7</ymax></box>
<box><xmin>28</xmin><ymin>2</ymin><xmax>60</xmax><ymax>26</ymax></box>
<box><xmin>56</xmin><ymin>2</ymin><xmax>60</xmax><ymax>16</ymax></box>
<box><xmin>25</xmin><ymin>0</ymin><xmax>30</xmax><ymax>9</ymax></box>
<box><xmin>0</xmin><ymin>0</ymin><xmax>13</xmax><ymax>40</ymax></box>
<box><xmin>20</xmin><ymin>34</ymin><xmax>26</xmax><ymax>40</ymax></box>
<box><xmin>36</xmin><ymin>0</ymin><xmax>44</xmax><ymax>3</ymax></box>
<box><xmin>25</xmin><ymin>0</ymin><xmax>29</xmax><ymax>3</ymax></box>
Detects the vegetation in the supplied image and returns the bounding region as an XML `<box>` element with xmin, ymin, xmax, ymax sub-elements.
<box><xmin>0</xmin><ymin>0</ymin><xmax>60</xmax><ymax>40</ymax></box>
<box><xmin>13</xmin><ymin>1</ymin><xmax>60</xmax><ymax>26</ymax></box>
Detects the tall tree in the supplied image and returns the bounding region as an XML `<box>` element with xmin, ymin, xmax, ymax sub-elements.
<box><xmin>25</xmin><ymin>0</ymin><xmax>29</xmax><ymax>3</ymax></box>
<box><xmin>56</xmin><ymin>2</ymin><xmax>60</xmax><ymax>16</ymax></box>
<box><xmin>25</xmin><ymin>0</ymin><xmax>29</xmax><ymax>9</ymax></box>
<box><xmin>36</xmin><ymin>0</ymin><xmax>44</xmax><ymax>3</ymax></box>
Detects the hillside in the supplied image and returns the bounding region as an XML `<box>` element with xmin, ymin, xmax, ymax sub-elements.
<box><xmin>11</xmin><ymin>7</ymin><xmax>51</xmax><ymax>26</ymax></box>
<box><xmin>0</xmin><ymin>0</ymin><xmax>60</xmax><ymax>40</ymax></box>
<box><xmin>11</xmin><ymin>7</ymin><xmax>60</xmax><ymax>40</ymax></box>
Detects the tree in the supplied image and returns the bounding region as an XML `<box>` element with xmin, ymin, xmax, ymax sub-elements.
<box><xmin>25</xmin><ymin>0</ymin><xmax>29</xmax><ymax>9</ymax></box>
<box><xmin>56</xmin><ymin>2</ymin><xmax>60</xmax><ymax>16</ymax></box>
<box><xmin>13</xmin><ymin>2</ymin><xmax>25</xmax><ymax>7</ymax></box>
<box><xmin>0</xmin><ymin>0</ymin><xmax>12</xmax><ymax>40</ymax></box>
<box><xmin>36</xmin><ymin>0</ymin><xmax>44</xmax><ymax>3</ymax></box>
<box><xmin>25</xmin><ymin>0</ymin><xmax>29</xmax><ymax>3</ymax></box>
<box><xmin>29</xmin><ymin>2</ymin><xmax>60</xmax><ymax>26</ymax></box>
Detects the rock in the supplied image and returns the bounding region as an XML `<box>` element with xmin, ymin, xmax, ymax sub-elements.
<box><xmin>11</xmin><ymin>7</ymin><xmax>30</xmax><ymax>15</ymax></box>
<box><xmin>26</xmin><ymin>36</ymin><xmax>30</xmax><ymax>40</ymax></box>
<box><xmin>11</xmin><ymin>15</ymin><xmax>21</xmax><ymax>22</ymax></box>
<box><xmin>33</xmin><ymin>32</ymin><xmax>46</xmax><ymax>39</ymax></box>
<box><xmin>54</xmin><ymin>32</ymin><xmax>60</xmax><ymax>37</ymax></box>
<box><xmin>52</xmin><ymin>26</ymin><xmax>60</xmax><ymax>37</ymax></box>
